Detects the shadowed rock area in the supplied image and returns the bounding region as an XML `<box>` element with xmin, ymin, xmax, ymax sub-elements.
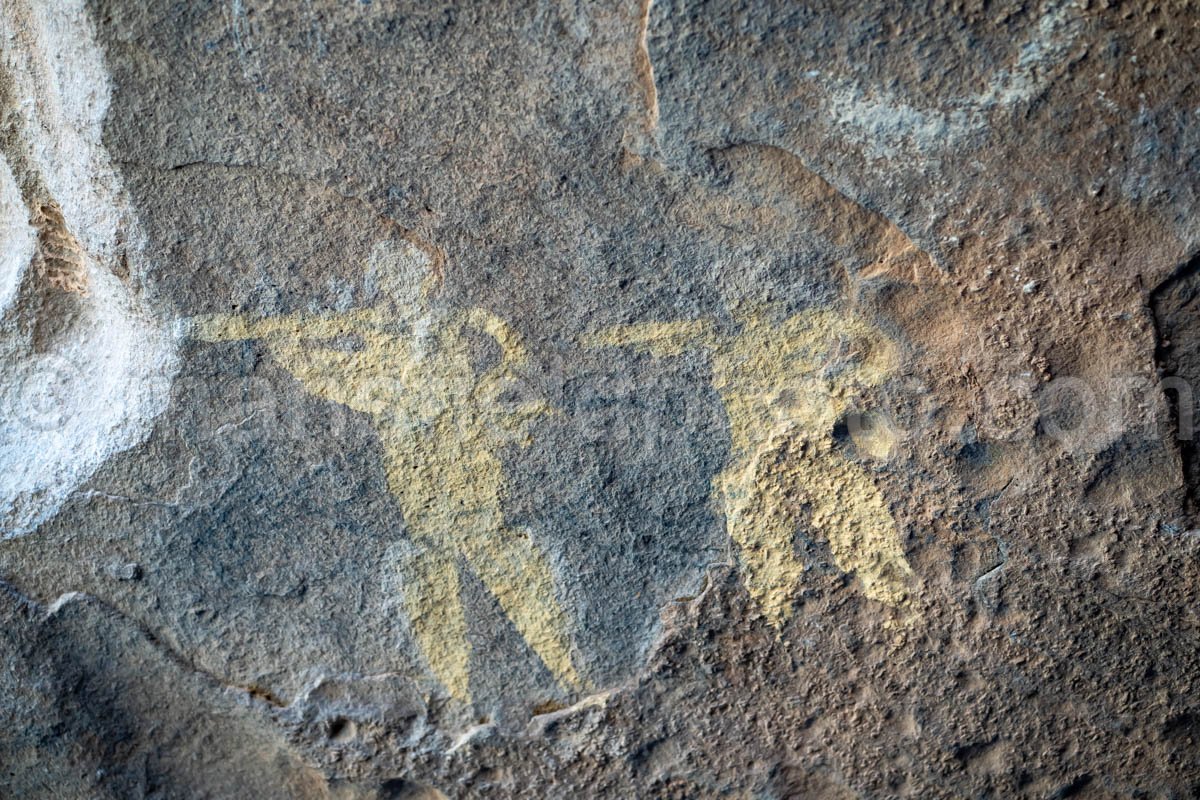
<box><xmin>1</xmin><ymin>0</ymin><xmax>1199</xmax><ymax>796</ymax></box>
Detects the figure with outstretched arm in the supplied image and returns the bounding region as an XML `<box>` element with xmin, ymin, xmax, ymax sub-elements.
<box><xmin>188</xmin><ymin>242</ymin><xmax>581</xmax><ymax>703</ymax></box>
<box><xmin>583</xmin><ymin>305</ymin><xmax>916</xmax><ymax>627</ymax></box>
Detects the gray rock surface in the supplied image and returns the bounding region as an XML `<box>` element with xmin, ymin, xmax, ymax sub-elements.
<box><xmin>2</xmin><ymin>0</ymin><xmax>1200</xmax><ymax>796</ymax></box>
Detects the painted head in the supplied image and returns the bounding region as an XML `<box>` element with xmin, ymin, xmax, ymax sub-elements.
<box><xmin>364</xmin><ymin>237</ymin><xmax>443</xmax><ymax>321</ymax></box>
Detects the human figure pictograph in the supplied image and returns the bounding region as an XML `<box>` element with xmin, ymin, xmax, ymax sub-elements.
<box><xmin>584</xmin><ymin>305</ymin><xmax>916</xmax><ymax>627</ymax></box>
<box><xmin>189</xmin><ymin>240</ymin><xmax>582</xmax><ymax>702</ymax></box>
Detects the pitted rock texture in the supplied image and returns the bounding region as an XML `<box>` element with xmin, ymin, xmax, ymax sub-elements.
<box><xmin>1</xmin><ymin>1</ymin><xmax>1200</xmax><ymax>797</ymax></box>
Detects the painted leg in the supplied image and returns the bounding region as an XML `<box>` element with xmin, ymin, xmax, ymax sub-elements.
<box><xmin>716</xmin><ymin>448</ymin><xmax>806</xmax><ymax>627</ymax></box>
<box><xmin>464</xmin><ymin>527</ymin><xmax>583</xmax><ymax>692</ymax></box>
<box><xmin>397</xmin><ymin>538</ymin><xmax>473</xmax><ymax>702</ymax></box>
<box><xmin>803</xmin><ymin>444</ymin><xmax>915</xmax><ymax>615</ymax></box>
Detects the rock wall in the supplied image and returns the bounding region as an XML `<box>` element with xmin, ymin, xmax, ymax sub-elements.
<box><xmin>0</xmin><ymin>1</ymin><xmax>1198</xmax><ymax>797</ymax></box>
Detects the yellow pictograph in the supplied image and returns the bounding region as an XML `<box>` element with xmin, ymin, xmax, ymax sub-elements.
<box><xmin>584</xmin><ymin>306</ymin><xmax>916</xmax><ymax>626</ymax></box>
<box><xmin>188</xmin><ymin>241</ymin><xmax>581</xmax><ymax>702</ymax></box>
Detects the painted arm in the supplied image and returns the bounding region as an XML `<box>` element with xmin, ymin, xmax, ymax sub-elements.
<box><xmin>465</xmin><ymin>307</ymin><xmax>531</xmax><ymax>367</ymax></box>
<box><xmin>579</xmin><ymin>318</ymin><xmax>717</xmax><ymax>358</ymax></box>
<box><xmin>185</xmin><ymin>309</ymin><xmax>378</xmax><ymax>344</ymax></box>
<box><xmin>465</xmin><ymin>306</ymin><xmax>533</xmax><ymax>404</ymax></box>
<box><xmin>266</xmin><ymin>339</ymin><xmax>382</xmax><ymax>414</ymax></box>
<box><xmin>485</xmin><ymin>397</ymin><xmax>556</xmax><ymax>447</ymax></box>
<box><xmin>185</xmin><ymin>310</ymin><xmax>386</xmax><ymax>414</ymax></box>
<box><xmin>185</xmin><ymin>312</ymin><xmax>304</xmax><ymax>343</ymax></box>
<box><xmin>463</xmin><ymin>307</ymin><xmax>556</xmax><ymax>440</ymax></box>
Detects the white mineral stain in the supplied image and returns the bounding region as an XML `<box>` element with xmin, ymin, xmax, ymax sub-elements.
<box><xmin>821</xmin><ymin>2</ymin><xmax>1081</xmax><ymax>159</ymax></box>
<box><xmin>0</xmin><ymin>0</ymin><xmax>177</xmax><ymax>537</ymax></box>
<box><xmin>0</xmin><ymin>158</ymin><xmax>31</xmax><ymax>316</ymax></box>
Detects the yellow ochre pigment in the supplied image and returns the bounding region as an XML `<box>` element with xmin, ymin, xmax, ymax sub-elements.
<box><xmin>189</xmin><ymin>241</ymin><xmax>580</xmax><ymax>703</ymax></box>
<box><xmin>584</xmin><ymin>305</ymin><xmax>915</xmax><ymax>626</ymax></box>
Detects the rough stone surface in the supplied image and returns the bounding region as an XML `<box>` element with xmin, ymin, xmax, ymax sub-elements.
<box><xmin>1</xmin><ymin>1</ymin><xmax>1199</xmax><ymax>797</ymax></box>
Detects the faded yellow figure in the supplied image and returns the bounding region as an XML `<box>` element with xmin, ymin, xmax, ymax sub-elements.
<box><xmin>189</xmin><ymin>241</ymin><xmax>582</xmax><ymax>702</ymax></box>
<box><xmin>584</xmin><ymin>306</ymin><xmax>916</xmax><ymax>627</ymax></box>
